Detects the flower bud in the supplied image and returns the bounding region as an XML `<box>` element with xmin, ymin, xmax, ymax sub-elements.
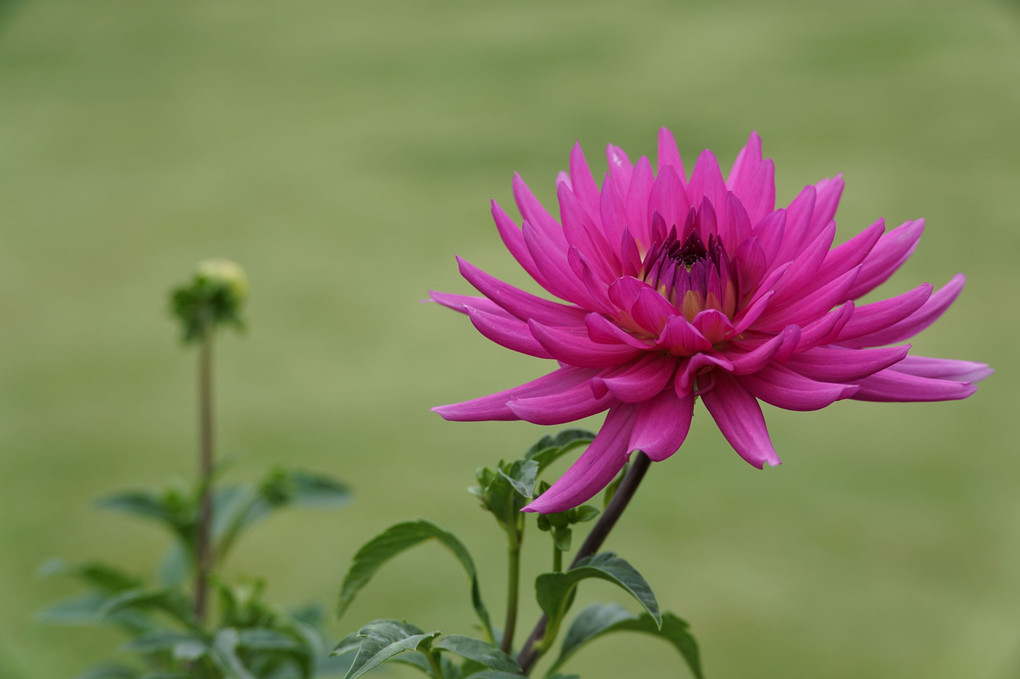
<box><xmin>170</xmin><ymin>258</ymin><xmax>248</xmax><ymax>343</ymax></box>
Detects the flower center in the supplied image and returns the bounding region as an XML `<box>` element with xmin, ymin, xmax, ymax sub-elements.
<box><xmin>641</xmin><ymin>209</ymin><xmax>738</xmax><ymax>321</ymax></box>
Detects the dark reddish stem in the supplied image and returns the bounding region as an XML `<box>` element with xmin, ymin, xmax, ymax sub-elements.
<box><xmin>516</xmin><ymin>452</ymin><xmax>652</xmax><ymax>673</ymax></box>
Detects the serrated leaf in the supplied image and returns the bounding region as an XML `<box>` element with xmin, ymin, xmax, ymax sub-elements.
<box><xmin>336</xmin><ymin>520</ymin><xmax>493</xmax><ymax>642</ymax></box>
<box><xmin>547</xmin><ymin>603</ymin><xmax>702</xmax><ymax>678</ymax></box>
<box><xmin>433</xmin><ymin>636</ymin><xmax>521</xmax><ymax>673</ymax></box>
<box><xmin>336</xmin><ymin>620</ymin><xmax>440</xmax><ymax>679</ymax></box>
<box><xmin>534</xmin><ymin>553</ymin><xmax>660</xmax><ymax>637</ymax></box>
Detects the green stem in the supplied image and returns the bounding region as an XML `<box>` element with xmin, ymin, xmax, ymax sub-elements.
<box><xmin>516</xmin><ymin>452</ymin><xmax>653</xmax><ymax>673</ymax></box>
<box><xmin>426</xmin><ymin>650</ymin><xmax>446</xmax><ymax>679</ymax></box>
<box><xmin>552</xmin><ymin>543</ymin><xmax>563</xmax><ymax>573</ymax></box>
<box><xmin>501</xmin><ymin>524</ymin><xmax>522</xmax><ymax>654</ymax></box>
<box><xmin>194</xmin><ymin>332</ymin><xmax>214</xmax><ymax>624</ymax></box>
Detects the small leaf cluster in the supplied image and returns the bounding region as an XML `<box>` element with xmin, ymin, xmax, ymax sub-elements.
<box><xmin>39</xmin><ymin>467</ymin><xmax>351</xmax><ymax>679</ymax></box>
<box><xmin>333</xmin><ymin>430</ymin><xmax>703</xmax><ymax>678</ymax></box>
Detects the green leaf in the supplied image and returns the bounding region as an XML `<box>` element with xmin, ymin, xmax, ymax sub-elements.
<box><xmin>38</xmin><ymin>559</ymin><xmax>143</xmax><ymax>593</ymax></box>
<box><xmin>157</xmin><ymin>543</ymin><xmax>191</xmax><ymax>587</ymax></box>
<box><xmin>288</xmin><ymin>470</ymin><xmax>353</xmax><ymax>508</ymax></box>
<box><xmin>122</xmin><ymin>630</ymin><xmax>207</xmax><ymax>654</ymax></box>
<box><xmin>210</xmin><ymin>628</ymin><xmax>257</xmax><ymax>679</ymax></box>
<box><xmin>236</xmin><ymin>628</ymin><xmax>302</xmax><ymax>652</ymax></box>
<box><xmin>335</xmin><ymin>620</ymin><xmax>440</xmax><ymax>679</ymax></box>
<box><xmin>547</xmin><ymin>603</ymin><xmax>702</xmax><ymax>678</ymax></box>
<box><xmin>102</xmin><ymin>588</ymin><xmax>198</xmax><ymax>630</ymax></box>
<box><xmin>98</xmin><ymin>490</ymin><xmax>195</xmax><ymax>544</ymax></box>
<box><xmin>534</xmin><ymin>553</ymin><xmax>660</xmax><ymax>646</ymax></box>
<box><xmin>336</xmin><ymin>520</ymin><xmax>493</xmax><ymax>642</ymax></box>
<box><xmin>433</xmin><ymin>636</ymin><xmax>521</xmax><ymax>673</ymax></box>
<box><xmin>464</xmin><ymin>672</ymin><xmax>527</xmax><ymax>679</ymax></box>
<box><xmin>524</xmin><ymin>430</ymin><xmax>596</xmax><ymax>474</ymax></box>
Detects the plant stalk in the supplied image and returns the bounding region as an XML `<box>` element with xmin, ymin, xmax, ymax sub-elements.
<box><xmin>516</xmin><ymin>452</ymin><xmax>652</xmax><ymax>673</ymax></box>
<box><xmin>501</xmin><ymin>523</ymin><xmax>522</xmax><ymax>654</ymax></box>
<box><xmin>194</xmin><ymin>332</ymin><xmax>214</xmax><ymax>623</ymax></box>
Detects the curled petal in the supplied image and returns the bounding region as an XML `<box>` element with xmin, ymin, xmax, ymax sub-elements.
<box><xmin>429</xmin><ymin>290</ymin><xmax>504</xmax><ymax>316</ymax></box>
<box><xmin>458</xmin><ymin>257</ymin><xmax>587</xmax><ymax>325</ymax></box>
<box><xmin>701</xmin><ymin>373</ymin><xmax>782</xmax><ymax>468</ymax></box>
<box><xmin>654</xmin><ymin>315</ymin><xmax>712</xmax><ymax>355</ymax></box>
<box><xmin>508</xmin><ymin>377</ymin><xmax>614</xmax><ymax>425</ymax></box>
<box><xmin>592</xmin><ymin>354</ymin><xmax>677</xmax><ymax>403</ymax></box>
<box><xmin>738</xmin><ymin>364</ymin><xmax>858</xmax><ymax>411</ymax></box>
<box><xmin>835</xmin><ymin>284</ymin><xmax>932</xmax><ymax>343</ymax></box>
<box><xmin>467</xmin><ymin>307</ymin><xmax>553</xmax><ymax>358</ymax></box>
<box><xmin>889</xmin><ymin>355</ymin><xmax>993</xmax><ymax>383</ymax></box>
<box><xmin>851</xmin><ymin>368</ymin><xmax>978</xmax><ymax>402</ymax></box>
<box><xmin>629</xmin><ymin>391</ymin><xmax>694</xmax><ymax>461</ymax></box>
<box><xmin>524</xmin><ymin>406</ymin><xmax>638</xmax><ymax>513</ymax></box>
<box><xmin>726</xmin><ymin>325</ymin><xmax>800</xmax><ymax>374</ymax></box>
<box><xmin>785</xmin><ymin>344</ymin><xmax>910</xmax><ymax>383</ymax></box>
<box><xmin>841</xmin><ymin>274</ymin><xmax>964</xmax><ymax>348</ymax></box>
<box><xmin>847</xmin><ymin>219</ymin><xmax>924</xmax><ymax>299</ymax></box>
<box><xmin>585</xmin><ymin>312</ymin><xmax>655</xmax><ymax>350</ymax></box>
<box><xmin>433</xmin><ymin>366</ymin><xmax>598</xmax><ymax>422</ymax></box>
<box><xmin>529</xmin><ymin>320</ymin><xmax>642</xmax><ymax>368</ymax></box>
<box><xmin>513</xmin><ymin>173</ymin><xmax>568</xmax><ymax>251</ymax></box>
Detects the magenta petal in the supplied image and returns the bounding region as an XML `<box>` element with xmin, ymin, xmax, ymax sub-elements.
<box><xmin>756</xmin><ymin>266</ymin><xmax>859</xmax><ymax>331</ymax></box>
<box><xmin>529</xmin><ymin>320</ymin><xmax>642</xmax><ymax>368</ymax></box>
<box><xmin>657</xmin><ymin>127</ymin><xmax>686</xmax><ymax>181</ymax></box>
<box><xmin>513</xmin><ymin>173</ymin><xmax>568</xmax><ymax>251</ymax></box>
<box><xmin>568</xmin><ymin>142</ymin><xmax>602</xmax><ymax>220</ymax></box>
<box><xmin>523</xmin><ymin>406</ymin><xmax>637</xmax><ymax>513</ymax></box>
<box><xmin>794</xmin><ymin>302</ymin><xmax>854</xmax><ymax>352</ymax></box>
<box><xmin>458</xmin><ymin>257</ymin><xmax>587</xmax><ymax>325</ymax></box>
<box><xmin>726</xmin><ymin>131</ymin><xmax>763</xmax><ymax>195</ymax></box>
<box><xmin>739</xmin><ymin>364</ymin><xmax>858</xmax><ymax>411</ymax></box>
<box><xmin>629</xmin><ymin>391</ymin><xmax>694</xmax><ymax>461</ymax></box>
<box><xmin>429</xmin><ymin>290</ymin><xmax>504</xmax><ymax>316</ymax></box>
<box><xmin>648</xmin><ymin>165</ymin><xmax>690</xmax><ymax>234</ymax></box>
<box><xmin>592</xmin><ymin>354</ymin><xmax>676</xmax><ymax>403</ymax></box>
<box><xmin>835</xmin><ymin>283</ymin><xmax>932</xmax><ymax>343</ymax></box>
<box><xmin>675</xmin><ymin>352</ymin><xmax>734</xmax><ymax>394</ymax></box>
<box><xmin>625</xmin><ymin>156</ymin><xmax>655</xmax><ymax>248</ymax></box>
<box><xmin>814</xmin><ymin>219</ymin><xmax>885</xmax><ymax>288</ymax></box>
<box><xmin>851</xmin><ymin>368</ymin><xmax>978</xmax><ymax>402</ymax></box>
<box><xmin>433</xmin><ymin>366</ymin><xmax>598</xmax><ymax>422</ymax></box>
<box><xmin>585</xmin><ymin>313</ymin><xmax>655</xmax><ymax>350</ymax></box>
<box><xmin>701</xmin><ymin>373</ymin><xmax>782</xmax><ymax>468</ymax></box>
<box><xmin>508</xmin><ymin>378</ymin><xmax>614</xmax><ymax>425</ymax></box>
<box><xmin>521</xmin><ymin>224</ymin><xmax>594</xmax><ymax>308</ymax></box>
<box><xmin>890</xmin><ymin>355</ymin><xmax>993</xmax><ymax>383</ymax></box>
<box><xmin>785</xmin><ymin>344</ymin><xmax>910</xmax><ymax>382</ymax></box>
<box><xmin>687</xmin><ymin>150</ymin><xmax>728</xmax><ymax>225</ymax></box>
<box><xmin>726</xmin><ymin>325</ymin><xmax>800</xmax><ymax>374</ymax></box>
<box><xmin>841</xmin><ymin>274</ymin><xmax>964</xmax><ymax>348</ymax></box>
<box><xmin>466</xmin><ymin>307</ymin><xmax>554</xmax><ymax>359</ymax></box>
<box><xmin>654</xmin><ymin>315</ymin><xmax>712</xmax><ymax>355</ymax></box>
<box><xmin>847</xmin><ymin>219</ymin><xmax>924</xmax><ymax>299</ymax></box>
<box><xmin>692</xmin><ymin>309</ymin><xmax>735</xmax><ymax>344</ymax></box>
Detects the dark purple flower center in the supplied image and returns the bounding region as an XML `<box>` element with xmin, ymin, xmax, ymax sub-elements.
<box><xmin>641</xmin><ymin>207</ymin><xmax>739</xmax><ymax>320</ymax></box>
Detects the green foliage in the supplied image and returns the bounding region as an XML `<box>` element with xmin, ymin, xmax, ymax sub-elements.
<box><xmin>41</xmin><ymin>466</ymin><xmax>351</xmax><ymax>679</ymax></box>
<box><xmin>336</xmin><ymin>520</ymin><xmax>494</xmax><ymax>644</ymax></box>
<box><xmin>337</xmin><ymin>432</ymin><xmax>701</xmax><ymax>678</ymax></box>
<box><xmin>549</xmin><ymin>604</ymin><xmax>702</xmax><ymax>678</ymax></box>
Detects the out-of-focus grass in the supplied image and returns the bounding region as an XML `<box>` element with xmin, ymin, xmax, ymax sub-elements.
<box><xmin>0</xmin><ymin>0</ymin><xmax>1017</xmax><ymax>677</ymax></box>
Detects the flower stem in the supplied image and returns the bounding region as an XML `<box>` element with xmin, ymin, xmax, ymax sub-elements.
<box><xmin>502</xmin><ymin>524</ymin><xmax>522</xmax><ymax>654</ymax></box>
<box><xmin>552</xmin><ymin>544</ymin><xmax>563</xmax><ymax>573</ymax></box>
<box><xmin>516</xmin><ymin>452</ymin><xmax>652</xmax><ymax>674</ymax></box>
<box><xmin>194</xmin><ymin>332</ymin><xmax>215</xmax><ymax>624</ymax></box>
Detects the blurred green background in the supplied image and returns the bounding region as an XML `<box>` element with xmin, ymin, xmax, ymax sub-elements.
<box><xmin>1</xmin><ymin>0</ymin><xmax>1018</xmax><ymax>677</ymax></box>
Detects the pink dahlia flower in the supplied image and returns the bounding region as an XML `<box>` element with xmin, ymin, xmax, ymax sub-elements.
<box><xmin>432</xmin><ymin>129</ymin><xmax>990</xmax><ymax>513</ymax></box>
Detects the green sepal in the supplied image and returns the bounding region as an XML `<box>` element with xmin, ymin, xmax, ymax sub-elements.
<box><xmin>534</xmin><ymin>552</ymin><xmax>660</xmax><ymax>646</ymax></box>
<box><xmin>336</xmin><ymin>520</ymin><xmax>494</xmax><ymax>643</ymax></box>
<box><xmin>332</xmin><ymin>620</ymin><xmax>440</xmax><ymax>679</ymax></box>
<box><xmin>433</xmin><ymin>635</ymin><xmax>521</xmax><ymax>674</ymax></box>
<box><xmin>547</xmin><ymin>603</ymin><xmax>702</xmax><ymax>678</ymax></box>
